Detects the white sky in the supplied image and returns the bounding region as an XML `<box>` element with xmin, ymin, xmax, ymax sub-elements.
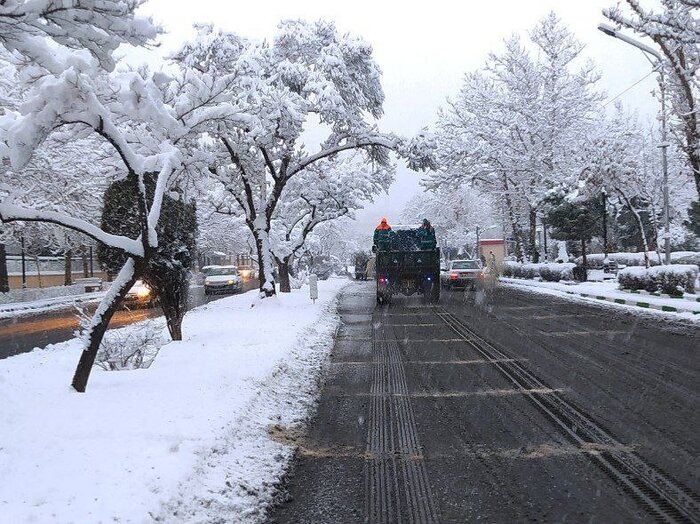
<box><xmin>131</xmin><ymin>0</ymin><xmax>661</xmax><ymax>233</ymax></box>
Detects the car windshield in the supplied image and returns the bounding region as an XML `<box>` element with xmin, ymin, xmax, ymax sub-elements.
<box><xmin>452</xmin><ymin>260</ymin><xmax>480</xmax><ymax>269</ymax></box>
<box><xmin>209</xmin><ymin>267</ymin><xmax>238</xmax><ymax>276</ymax></box>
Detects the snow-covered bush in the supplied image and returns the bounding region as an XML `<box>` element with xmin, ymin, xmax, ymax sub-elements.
<box><xmin>539</xmin><ymin>263</ymin><xmax>576</xmax><ymax>282</ymax></box>
<box><xmin>95</xmin><ymin>322</ymin><xmax>166</xmax><ymax>371</ymax></box>
<box><xmin>618</xmin><ymin>265</ymin><xmax>698</xmax><ymax>296</ymax></box>
<box><xmin>503</xmin><ymin>261</ymin><xmax>575</xmax><ymax>281</ymax></box>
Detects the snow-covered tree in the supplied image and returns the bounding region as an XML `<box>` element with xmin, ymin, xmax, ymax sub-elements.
<box><xmin>604</xmin><ymin>0</ymin><xmax>700</xmax><ymax>197</ymax></box>
<box><xmin>0</xmin><ymin>2</ymin><xmax>188</xmax><ymax>392</ymax></box>
<box><xmin>172</xmin><ymin>21</ymin><xmax>434</xmax><ymax>297</ymax></box>
<box><xmin>430</xmin><ymin>13</ymin><xmax>601</xmax><ymax>261</ymax></box>
<box><xmin>270</xmin><ymin>154</ymin><xmax>391</xmax><ymax>291</ymax></box>
<box><xmin>401</xmin><ymin>185</ymin><xmax>495</xmax><ymax>256</ymax></box>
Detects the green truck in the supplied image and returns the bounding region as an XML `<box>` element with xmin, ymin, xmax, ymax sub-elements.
<box><xmin>375</xmin><ymin>227</ymin><xmax>440</xmax><ymax>304</ymax></box>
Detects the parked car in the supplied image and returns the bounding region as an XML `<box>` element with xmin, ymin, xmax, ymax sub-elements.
<box><xmin>124</xmin><ymin>280</ymin><xmax>157</xmax><ymax>308</ymax></box>
<box><xmin>440</xmin><ymin>259</ymin><xmax>484</xmax><ymax>289</ymax></box>
<box><xmin>204</xmin><ymin>265</ymin><xmax>243</xmax><ymax>295</ymax></box>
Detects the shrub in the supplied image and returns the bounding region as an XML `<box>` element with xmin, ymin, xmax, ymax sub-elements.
<box><xmin>501</xmin><ymin>262</ymin><xmax>575</xmax><ymax>281</ymax></box>
<box><xmin>618</xmin><ymin>265</ymin><xmax>698</xmax><ymax>296</ymax></box>
<box><xmin>539</xmin><ymin>263</ymin><xmax>576</xmax><ymax>282</ymax></box>
<box><xmin>96</xmin><ymin>322</ymin><xmax>166</xmax><ymax>371</ymax></box>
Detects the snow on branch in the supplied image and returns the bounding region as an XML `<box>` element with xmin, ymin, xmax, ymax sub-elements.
<box><xmin>0</xmin><ymin>200</ymin><xmax>144</xmax><ymax>256</ymax></box>
<box><xmin>0</xmin><ymin>0</ymin><xmax>159</xmax><ymax>74</ymax></box>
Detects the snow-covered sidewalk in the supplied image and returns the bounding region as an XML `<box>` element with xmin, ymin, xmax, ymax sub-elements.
<box><xmin>501</xmin><ymin>277</ymin><xmax>700</xmax><ymax>318</ymax></box>
<box><xmin>0</xmin><ymin>278</ymin><xmax>350</xmax><ymax>523</ymax></box>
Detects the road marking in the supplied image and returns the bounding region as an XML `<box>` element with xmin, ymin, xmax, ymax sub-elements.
<box><xmin>539</xmin><ymin>330</ymin><xmax>628</xmax><ymax>336</ymax></box>
<box><xmin>332</xmin><ymin>358</ymin><xmax>526</xmax><ymax>366</ymax></box>
<box><xmin>398</xmin><ymin>338</ymin><xmax>475</xmax><ymax>343</ymax></box>
<box><xmin>344</xmin><ymin>388</ymin><xmax>566</xmax><ymax>398</ymax></box>
<box><xmin>376</xmin><ymin>323</ymin><xmax>442</xmax><ymax>327</ymax></box>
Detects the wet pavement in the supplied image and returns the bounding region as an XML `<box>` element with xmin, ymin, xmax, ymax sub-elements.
<box><xmin>0</xmin><ymin>280</ymin><xmax>258</xmax><ymax>359</ymax></box>
<box><xmin>268</xmin><ymin>281</ymin><xmax>699</xmax><ymax>523</ymax></box>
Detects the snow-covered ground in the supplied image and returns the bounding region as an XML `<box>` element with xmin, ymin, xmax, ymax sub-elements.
<box><xmin>501</xmin><ymin>277</ymin><xmax>700</xmax><ymax>320</ymax></box>
<box><xmin>0</xmin><ymin>278</ymin><xmax>350</xmax><ymax>523</ymax></box>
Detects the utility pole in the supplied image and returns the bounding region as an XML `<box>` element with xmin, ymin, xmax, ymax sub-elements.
<box><xmin>475</xmin><ymin>226</ymin><xmax>480</xmax><ymax>260</ymax></box>
<box><xmin>659</xmin><ymin>69</ymin><xmax>671</xmax><ymax>265</ymax></box>
<box><xmin>21</xmin><ymin>235</ymin><xmax>27</xmax><ymax>289</ymax></box>
<box><xmin>602</xmin><ymin>189</ymin><xmax>609</xmax><ymax>260</ymax></box>
<box><xmin>0</xmin><ymin>243</ymin><xmax>8</xmax><ymax>293</ymax></box>
<box><xmin>598</xmin><ymin>23</ymin><xmax>671</xmax><ymax>265</ymax></box>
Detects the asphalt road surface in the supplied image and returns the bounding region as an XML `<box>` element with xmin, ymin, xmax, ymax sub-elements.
<box><xmin>268</xmin><ymin>281</ymin><xmax>699</xmax><ymax>523</ymax></box>
<box><xmin>0</xmin><ymin>279</ymin><xmax>259</xmax><ymax>359</ymax></box>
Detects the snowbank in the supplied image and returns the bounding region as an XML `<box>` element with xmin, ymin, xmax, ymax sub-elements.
<box><xmin>0</xmin><ymin>278</ymin><xmax>349</xmax><ymax>523</ymax></box>
<box><xmin>500</xmin><ymin>277</ymin><xmax>700</xmax><ymax>319</ymax></box>
<box><xmin>574</xmin><ymin>251</ymin><xmax>700</xmax><ymax>267</ymax></box>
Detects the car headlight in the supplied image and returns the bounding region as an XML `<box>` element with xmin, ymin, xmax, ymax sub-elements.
<box><xmin>136</xmin><ymin>288</ymin><xmax>151</xmax><ymax>298</ymax></box>
<box><xmin>227</xmin><ymin>279</ymin><xmax>235</xmax><ymax>285</ymax></box>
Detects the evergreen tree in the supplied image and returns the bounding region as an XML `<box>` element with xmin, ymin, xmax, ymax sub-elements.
<box><xmin>546</xmin><ymin>197</ymin><xmax>602</xmax><ymax>272</ymax></box>
<box><xmin>98</xmin><ymin>173</ymin><xmax>197</xmax><ymax>340</ymax></box>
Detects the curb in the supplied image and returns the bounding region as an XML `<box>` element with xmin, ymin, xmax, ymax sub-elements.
<box><xmin>501</xmin><ymin>278</ymin><xmax>700</xmax><ymax>315</ymax></box>
<box><xmin>627</xmin><ymin>289</ymin><xmax>700</xmax><ymax>302</ymax></box>
<box><xmin>566</xmin><ymin>291</ymin><xmax>699</xmax><ymax>314</ymax></box>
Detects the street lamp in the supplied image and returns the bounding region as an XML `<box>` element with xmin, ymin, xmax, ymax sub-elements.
<box><xmin>598</xmin><ymin>23</ymin><xmax>671</xmax><ymax>265</ymax></box>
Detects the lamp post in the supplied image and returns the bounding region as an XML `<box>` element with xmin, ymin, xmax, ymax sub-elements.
<box><xmin>598</xmin><ymin>23</ymin><xmax>671</xmax><ymax>265</ymax></box>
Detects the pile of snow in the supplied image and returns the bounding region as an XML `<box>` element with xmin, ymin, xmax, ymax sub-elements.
<box><xmin>618</xmin><ymin>264</ymin><xmax>699</xmax><ymax>296</ymax></box>
<box><xmin>0</xmin><ymin>278</ymin><xmax>349</xmax><ymax>523</ymax></box>
<box><xmin>502</xmin><ymin>261</ymin><xmax>575</xmax><ymax>282</ymax></box>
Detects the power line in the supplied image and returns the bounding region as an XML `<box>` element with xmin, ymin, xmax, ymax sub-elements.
<box><xmin>603</xmin><ymin>70</ymin><xmax>657</xmax><ymax>107</ymax></box>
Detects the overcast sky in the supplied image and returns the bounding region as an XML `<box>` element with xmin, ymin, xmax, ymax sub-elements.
<box><xmin>130</xmin><ymin>0</ymin><xmax>661</xmax><ymax>233</ymax></box>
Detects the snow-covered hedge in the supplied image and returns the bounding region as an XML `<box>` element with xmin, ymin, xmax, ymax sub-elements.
<box><xmin>502</xmin><ymin>262</ymin><xmax>575</xmax><ymax>282</ymax></box>
<box><xmin>575</xmin><ymin>251</ymin><xmax>700</xmax><ymax>268</ymax></box>
<box><xmin>618</xmin><ymin>265</ymin><xmax>698</xmax><ymax>296</ymax></box>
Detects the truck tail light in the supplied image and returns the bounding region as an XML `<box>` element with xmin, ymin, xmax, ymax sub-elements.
<box><xmin>450</xmin><ymin>273</ymin><xmax>458</xmax><ymax>279</ymax></box>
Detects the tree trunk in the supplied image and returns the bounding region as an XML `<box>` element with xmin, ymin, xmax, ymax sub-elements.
<box><xmin>71</xmin><ymin>258</ymin><xmax>141</xmax><ymax>392</ymax></box>
<box><xmin>34</xmin><ymin>255</ymin><xmax>42</xmax><ymax>288</ymax></box>
<box><xmin>501</xmin><ymin>176</ymin><xmax>525</xmax><ymax>262</ymax></box>
<box><xmin>64</xmin><ymin>249</ymin><xmax>73</xmax><ymax>286</ymax></box>
<box><xmin>619</xmin><ymin>191</ymin><xmax>650</xmax><ymax>268</ymax></box>
<box><xmin>581</xmin><ymin>238</ymin><xmax>588</xmax><ymax>282</ymax></box>
<box><xmin>0</xmin><ymin>243</ymin><xmax>8</xmax><ymax>293</ymax></box>
<box><xmin>158</xmin><ymin>281</ymin><xmax>187</xmax><ymax>341</ymax></box>
<box><xmin>82</xmin><ymin>250</ymin><xmax>89</xmax><ymax>277</ymax></box>
<box><xmin>528</xmin><ymin>208</ymin><xmax>538</xmax><ymax>262</ymax></box>
<box><xmin>278</xmin><ymin>258</ymin><xmax>291</xmax><ymax>293</ymax></box>
<box><xmin>252</xmin><ymin>223</ymin><xmax>276</xmax><ymax>297</ymax></box>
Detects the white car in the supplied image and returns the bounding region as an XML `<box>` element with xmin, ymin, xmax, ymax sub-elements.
<box><xmin>204</xmin><ymin>265</ymin><xmax>243</xmax><ymax>295</ymax></box>
<box><xmin>441</xmin><ymin>259</ymin><xmax>484</xmax><ymax>289</ymax></box>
